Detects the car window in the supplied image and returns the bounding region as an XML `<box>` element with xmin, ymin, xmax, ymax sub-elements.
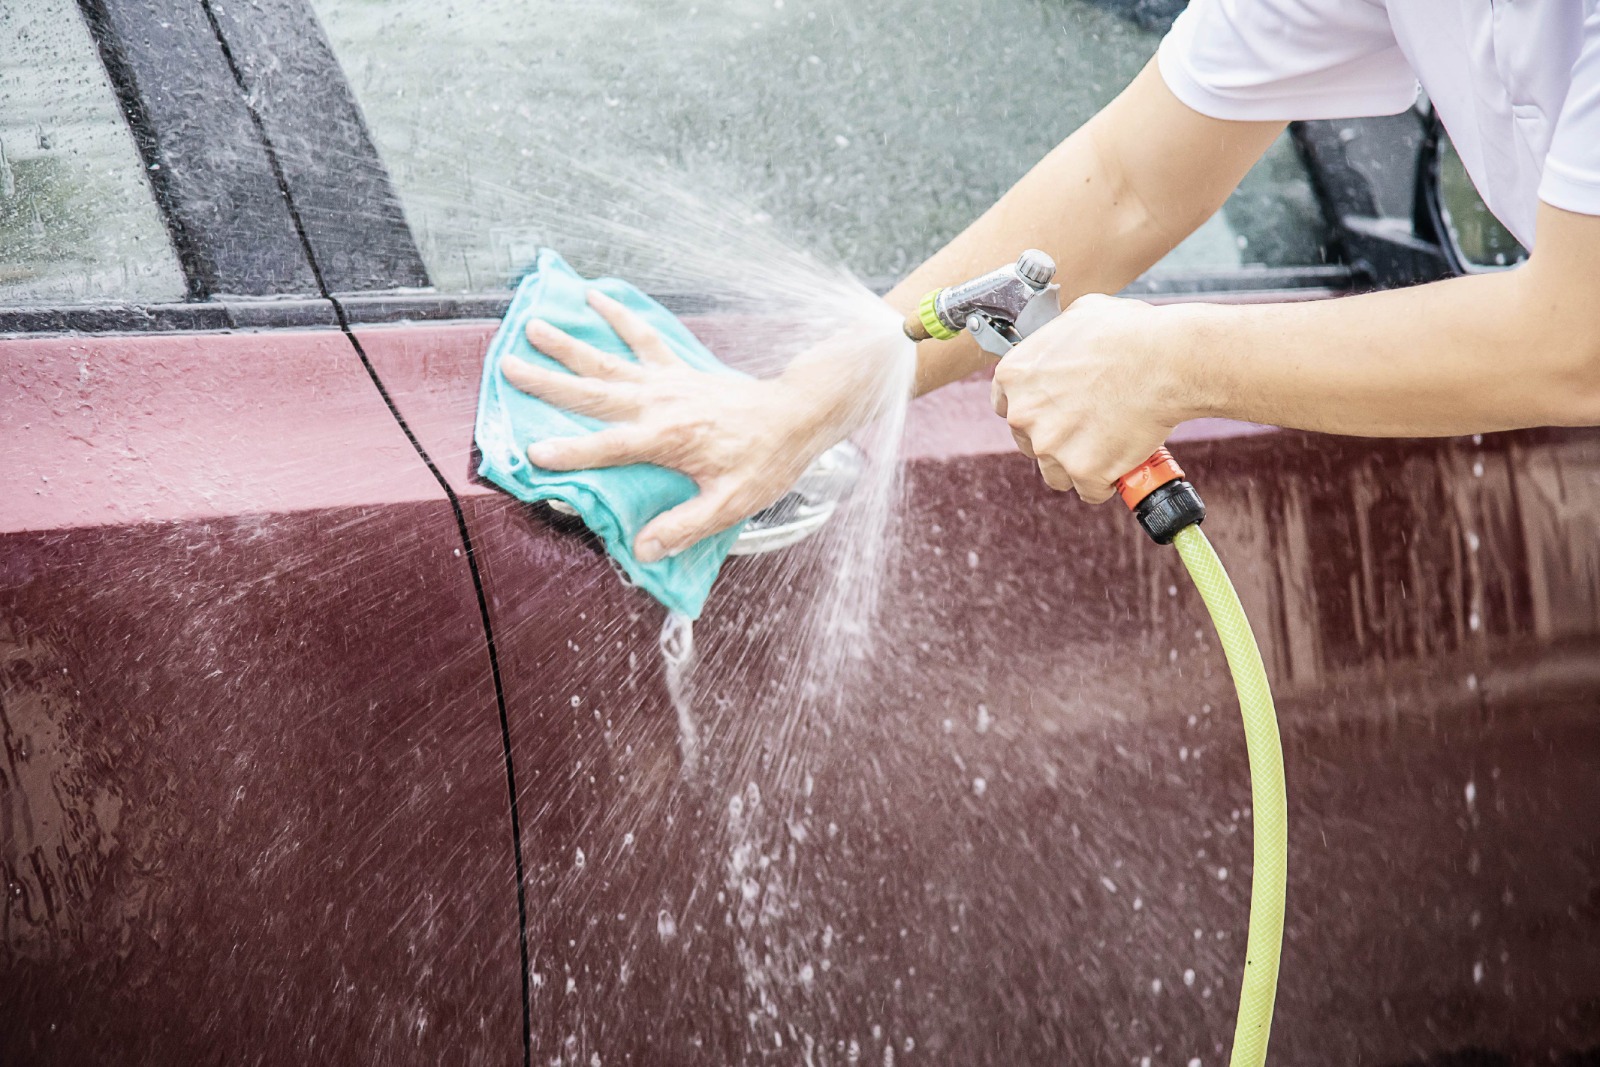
<box><xmin>1437</xmin><ymin>132</ymin><xmax>1527</xmax><ymax>271</ymax></box>
<box><xmin>310</xmin><ymin>0</ymin><xmax>1329</xmax><ymax>294</ymax></box>
<box><xmin>0</xmin><ymin>0</ymin><xmax>186</xmax><ymax>306</ymax></box>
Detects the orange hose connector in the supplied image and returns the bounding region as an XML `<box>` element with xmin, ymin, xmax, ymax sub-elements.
<box><xmin>1114</xmin><ymin>447</ymin><xmax>1186</xmax><ymax>510</ymax></box>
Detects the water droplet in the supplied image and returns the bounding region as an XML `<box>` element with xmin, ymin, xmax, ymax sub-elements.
<box><xmin>1150</xmin><ymin>978</ymin><xmax>1162</xmax><ymax>994</ymax></box>
<box><xmin>1184</xmin><ymin>969</ymin><xmax>1196</xmax><ymax>986</ymax></box>
<box><xmin>975</xmin><ymin>704</ymin><xmax>992</xmax><ymax>733</ymax></box>
<box><xmin>972</xmin><ymin>777</ymin><xmax>987</xmax><ymax>797</ymax></box>
<box><xmin>574</xmin><ymin>848</ymin><xmax>586</xmax><ymax>870</ymax></box>
<box><xmin>1100</xmin><ymin>876</ymin><xmax>1117</xmax><ymax>894</ymax></box>
<box><xmin>1216</xmin><ymin>867</ymin><xmax>1228</xmax><ymax>881</ymax></box>
<box><xmin>1473</xmin><ymin>961</ymin><xmax>1484</xmax><ymax>984</ymax></box>
<box><xmin>1465</xmin><ymin>780</ymin><xmax>1477</xmax><ymax>807</ymax></box>
<box><xmin>657</xmin><ymin>910</ymin><xmax>677</xmax><ymax>940</ymax></box>
<box><xmin>799</xmin><ymin>963</ymin><xmax>815</xmax><ymax>983</ymax></box>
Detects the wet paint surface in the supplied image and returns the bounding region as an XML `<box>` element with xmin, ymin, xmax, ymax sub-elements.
<box><xmin>3</xmin><ymin>319</ymin><xmax>1598</xmax><ymax>1065</ymax></box>
<box><xmin>0</xmin><ymin>331</ymin><xmax>522</xmax><ymax>1064</ymax></box>
<box><xmin>361</xmin><ymin>319</ymin><xmax>1600</xmax><ymax>1066</ymax></box>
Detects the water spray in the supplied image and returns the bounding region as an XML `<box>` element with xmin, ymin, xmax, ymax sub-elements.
<box><xmin>908</xmin><ymin>253</ymin><xmax>1289</xmax><ymax>1067</ymax></box>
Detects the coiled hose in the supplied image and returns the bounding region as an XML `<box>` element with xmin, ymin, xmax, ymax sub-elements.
<box><xmin>1172</xmin><ymin>525</ymin><xmax>1288</xmax><ymax>1067</ymax></box>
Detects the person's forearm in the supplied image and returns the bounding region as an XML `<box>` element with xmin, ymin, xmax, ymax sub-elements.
<box><xmin>1168</xmin><ymin>251</ymin><xmax>1600</xmax><ymax>436</ymax></box>
<box><xmin>882</xmin><ymin>60</ymin><xmax>1282</xmax><ymax>397</ymax></box>
<box><xmin>773</xmin><ymin>60</ymin><xmax>1279</xmax><ymax>463</ymax></box>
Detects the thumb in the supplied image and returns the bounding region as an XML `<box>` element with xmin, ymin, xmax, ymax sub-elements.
<box><xmin>635</xmin><ymin>486</ymin><xmax>742</xmax><ymax>563</ymax></box>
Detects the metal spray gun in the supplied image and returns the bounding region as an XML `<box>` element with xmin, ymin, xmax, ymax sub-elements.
<box><xmin>904</xmin><ymin>251</ymin><xmax>1206</xmax><ymax>544</ymax></box>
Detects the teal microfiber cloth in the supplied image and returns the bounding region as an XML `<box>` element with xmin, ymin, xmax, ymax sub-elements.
<box><xmin>475</xmin><ymin>250</ymin><xmax>745</xmax><ymax>620</ymax></box>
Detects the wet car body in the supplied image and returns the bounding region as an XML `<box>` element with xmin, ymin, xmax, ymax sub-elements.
<box><xmin>2</xmin><ymin>1</ymin><xmax>1598</xmax><ymax>1065</ymax></box>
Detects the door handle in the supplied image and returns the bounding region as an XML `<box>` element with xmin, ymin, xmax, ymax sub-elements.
<box><xmin>727</xmin><ymin>439</ymin><xmax>863</xmax><ymax>556</ymax></box>
<box><xmin>543</xmin><ymin>440</ymin><xmax>863</xmax><ymax>556</ymax></box>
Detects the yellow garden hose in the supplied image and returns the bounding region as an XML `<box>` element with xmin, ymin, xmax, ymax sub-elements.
<box><xmin>905</xmin><ymin>257</ymin><xmax>1288</xmax><ymax>1064</ymax></box>
<box><xmin>1173</xmin><ymin>524</ymin><xmax>1288</xmax><ymax>1067</ymax></box>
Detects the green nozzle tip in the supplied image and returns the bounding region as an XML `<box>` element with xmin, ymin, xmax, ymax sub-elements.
<box><xmin>918</xmin><ymin>290</ymin><xmax>959</xmax><ymax>341</ymax></box>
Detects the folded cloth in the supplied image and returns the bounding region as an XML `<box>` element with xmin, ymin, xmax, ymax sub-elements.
<box><xmin>475</xmin><ymin>250</ymin><xmax>744</xmax><ymax>619</ymax></box>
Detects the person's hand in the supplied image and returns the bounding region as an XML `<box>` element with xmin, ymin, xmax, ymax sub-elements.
<box><xmin>501</xmin><ymin>290</ymin><xmax>855</xmax><ymax>563</ymax></box>
<box><xmin>990</xmin><ymin>294</ymin><xmax>1195</xmax><ymax>503</ymax></box>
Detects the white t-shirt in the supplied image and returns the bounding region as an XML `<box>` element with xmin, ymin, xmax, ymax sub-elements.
<box><xmin>1157</xmin><ymin>0</ymin><xmax>1600</xmax><ymax>249</ymax></box>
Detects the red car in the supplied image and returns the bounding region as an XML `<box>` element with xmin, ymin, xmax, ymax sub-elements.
<box><xmin>3</xmin><ymin>0</ymin><xmax>1597</xmax><ymax>1064</ymax></box>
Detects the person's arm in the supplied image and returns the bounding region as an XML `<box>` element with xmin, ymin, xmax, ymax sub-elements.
<box><xmin>877</xmin><ymin>60</ymin><xmax>1281</xmax><ymax>397</ymax></box>
<box><xmin>992</xmin><ymin>201</ymin><xmax>1600</xmax><ymax>505</ymax></box>
<box><xmin>506</xmin><ymin>61</ymin><xmax>1282</xmax><ymax>561</ymax></box>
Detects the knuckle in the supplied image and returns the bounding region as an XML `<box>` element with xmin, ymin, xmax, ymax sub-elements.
<box><xmin>658</xmin><ymin>420</ymin><xmax>696</xmax><ymax>455</ymax></box>
<box><xmin>1080</xmin><ymin>484</ymin><xmax>1114</xmax><ymax>505</ymax></box>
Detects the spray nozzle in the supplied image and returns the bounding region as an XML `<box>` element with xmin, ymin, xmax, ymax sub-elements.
<box><xmin>903</xmin><ymin>249</ymin><xmax>1062</xmax><ymax>355</ymax></box>
<box><xmin>906</xmin><ymin>250</ymin><xmax>1205</xmax><ymax>542</ymax></box>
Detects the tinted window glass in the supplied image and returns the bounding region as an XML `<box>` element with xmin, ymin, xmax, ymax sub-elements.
<box><xmin>1438</xmin><ymin>133</ymin><xmax>1527</xmax><ymax>271</ymax></box>
<box><xmin>0</xmin><ymin>0</ymin><xmax>186</xmax><ymax>305</ymax></box>
<box><xmin>312</xmin><ymin>0</ymin><xmax>1328</xmax><ymax>293</ymax></box>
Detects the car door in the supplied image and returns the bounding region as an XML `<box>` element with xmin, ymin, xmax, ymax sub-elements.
<box><xmin>294</xmin><ymin>1</ymin><xmax>1600</xmax><ymax>1065</ymax></box>
<box><xmin>0</xmin><ymin>2</ymin><xmax>524</xmax><ymax>1063</ymax></box>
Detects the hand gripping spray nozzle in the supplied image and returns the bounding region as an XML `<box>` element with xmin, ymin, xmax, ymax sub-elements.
<box><xmin>904</xmin><ymin>250</ymin><xmax>1206</xmax><ymax>544</ymax></box>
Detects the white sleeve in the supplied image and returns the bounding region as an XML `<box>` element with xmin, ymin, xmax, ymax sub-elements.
<box><xmin>1539</xmin><ymin>3</ymin><xmax>1600</xmax><ymax>216</ymax></box>
<box><xmin>1158</xmin><ymin>0</ymin><xmax>1418</xmax><ymax>121</ymax></box>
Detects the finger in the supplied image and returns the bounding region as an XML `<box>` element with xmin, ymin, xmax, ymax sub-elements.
<box><xmin>990</xmin><ymin>374</ymin><xmax>1007</xmax><ymax>418</ymax></box>
<box><xmin>1073</xmin><ymin>474</ymin><xmax>1116</xmax><ymax>505</ymax></box>
<box><xmin>1037</xmin><ymin>456</ymin><xmax>1074</xmax><ymax>493</ymax></box>
<box><xmin>500</xmin><ymin>356</ymin><xmax>638</xmax><ymax>419</ymax></box>
<box><xmin>588</xmin><ymin>290</ymin><xmax>684</xmax><ymax>368</ymax></box>
<box><xmin>1067</xmin><ymin>450</ymin><xmax>1117</xmax><ymax>504</ymax></box>
<box><xmin>634</xmin><ymin>486</ymin><xmax>742</xmax><ymax>563</ymax></box>
<box><xmin>1010</xmin><ymin>427</ymin><xmax>1036</xmax><ymax>459</ymax></box>
<box><xmin>525</xmin><ymin>319</ymin><xmax>640</xmax><ymax>381</ymax></box>
<box><xmin>527</xmin><ymin>427</ymin><xmax>657</xmax><ymax>471</ymax></box>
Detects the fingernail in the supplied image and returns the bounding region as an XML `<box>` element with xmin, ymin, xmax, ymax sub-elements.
<box><xmin>637</xmin><ymin>537</ymin><xmax>666</xmax><ymax>563</ymax></box>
